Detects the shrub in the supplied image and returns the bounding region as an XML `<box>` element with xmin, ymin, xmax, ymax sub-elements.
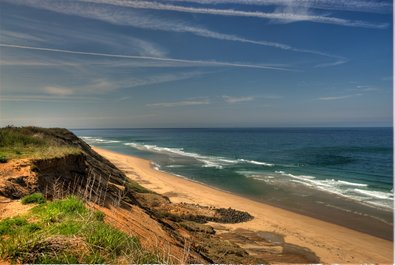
<box><xmin>0</xmin><ymin>217</ymin><xmax>40</xmax><ymax>236</ymax></box>
<box><xmin>94</xmin><ymin>210</ymin><xmax>105</xmax><ymax>222</ymax></box>
<box><xmin>85</xmin><ymin>222</ymin><xmax>140</xmax><ymax>256</ymax></box>
<box><xmin>21</xmin><ymin>193</ymin><xmax>46</xmax><ymax>204</ymax></box>
<box><xmin>0</xmin><ymin>155</ymin><xmax>8</xmax><ymax>163</ymax></box>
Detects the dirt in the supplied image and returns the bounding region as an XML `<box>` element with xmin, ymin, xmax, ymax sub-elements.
<box><xmin>219</xmin><ymin>228</ymin><xmax>320</xmax><ymax>263</ymax></box>
<box><xmin>0</xmin><ymin>196</ymin><xmax>33</xmax><ymax>219</ymax></box>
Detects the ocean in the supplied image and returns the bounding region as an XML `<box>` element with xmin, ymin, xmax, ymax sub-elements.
<box><xmin>73</xmin><ymin>128</ymin><xmax>393</xmax><ymax>239</ymax></box>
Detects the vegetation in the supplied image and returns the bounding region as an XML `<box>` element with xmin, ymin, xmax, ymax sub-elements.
<box><xmin>0</xmin><ymin>196</ymin><xmax>159</xmax><ymax>264</ymax></box>
<box><xmin>0</xmin><ymin>126</ymin><xmax>81</xmax><ymax>161</ymax></box>
<box><xmin>21</xmin><ymin>193</ymin><xmax>46</xmax><ymax>204</ymax></box>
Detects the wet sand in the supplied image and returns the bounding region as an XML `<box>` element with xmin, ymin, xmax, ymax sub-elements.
<box><xmin>94</xmin><ymin>147</ymin><xmax>394</xmax><ymax>263</ymax></box>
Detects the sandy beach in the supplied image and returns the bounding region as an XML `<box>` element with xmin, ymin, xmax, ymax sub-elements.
<box><xmin>94</xmin><ymin>147</ymin><xmax>393</xmax><ymax>263</ymax></box>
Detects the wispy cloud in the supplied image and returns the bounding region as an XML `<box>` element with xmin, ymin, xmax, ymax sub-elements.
<box><xmin>0</xmin><ymin>59</ymin><xmax>57</xmax><ymax>67</ymax></box>
<box><xmin>0</xmin><ymin>95</ymin><xmax>99</xmax><ymax>102</ymax></box>
<box><xmin>0</xmin><ymin>18</ymin><xmax>168</xmax><ymax>58</ymax></box>
<box><xmin>0</xmin><ymin>43</ymin><xmax>292</xmax><ymax>71</ymax></box>
<box><xmin>78</xmin><ymin>0</ymin><xmax>388</xmax><ymax>29</ymax></box>
<box><xmin>0</xmin><ymin>30</ymin><xmax>44</xmax><ymax>43</ymax></box>
<box><xmin>164</xmin><ymin>0</ymin><xmax>392</xmax><ymax>14</ymax></box>
<box><xmin>3</xmin><ymin>0</ymin><xmax>347</xmax><ymax>62</ymax></box>
<box><xmin>42</xmin><ymin>72</ymin><xmax>206</xmax><ymax>96</ymax></box>
<box><xmin>124</xmin><ymin>72</ymin><xmax>206</xmax><ymax>89</ymax></box>
<box><xmin>314</xmin><ymin>58</ymin><xmax>348</xmax><ymax>68</ymax></box>
<box><xmin>318</xmin><ymin>93</ymin><xmax>362</xmax><ymax>100</ymax></box>
<box><xmin>222</xmin><ymin>95</ymin><xmax>255</xmax><ymax>103</ymax></box>
<box><xmin>44</xmin><ymin>86</ymin><xmax>74</xmax><ymax>96</ymax></box>
<box><xmin>147</xmin><ymin>98</ymin><xmax>210</xmax><ymax>107</ymax></box>
<box><xmin>355</xmin><ymin>85</ymin><xmax>378</xmax><ymax>92</ymax></box>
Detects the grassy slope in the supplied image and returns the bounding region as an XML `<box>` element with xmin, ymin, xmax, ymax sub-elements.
<box><xmin>0</xmin><ymin>127</ymin><xmax>163</xmax><ymax>263</ymax></box>
<box><xmin>0</xmin><ymin>195</ymin><xmax>159</xmax><ymax>264</ymax></box>
<box><xmin>0</xmin><ymin>126</ymin><xmax>80</xmax><ymax>162</ymax></box>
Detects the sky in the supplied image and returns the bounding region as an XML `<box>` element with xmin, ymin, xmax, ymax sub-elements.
<box><xmin>0</xmin><ymin>0</ymin><xmax>393</xmax><ymax>128</ymax></box>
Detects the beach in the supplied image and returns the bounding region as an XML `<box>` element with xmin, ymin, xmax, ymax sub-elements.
<box><xmin>94</xmin><ymin>147</ymin><xmax>393</xmax><ymax>263</ymax></box>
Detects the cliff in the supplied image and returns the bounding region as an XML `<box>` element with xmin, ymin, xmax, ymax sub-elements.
<box><xmin>0</xmin><ymin>127</ymin><xmax>319</xmax><ymax>264</ymax></box>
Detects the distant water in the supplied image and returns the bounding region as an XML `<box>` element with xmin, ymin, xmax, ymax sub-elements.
<box><xmin>73</xmin><ymin>128</ymin><xmax>394</xmax><ymax>238</ymax></box>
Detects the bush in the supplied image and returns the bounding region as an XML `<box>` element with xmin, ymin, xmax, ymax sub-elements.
<box><xmin>85</xmin><ymin>222</ymin><xmax>140</xmax><ymax>256</ymax></box>
<box><xmin>21</xmin><ymin>193</ymin><xmax>46</xmax><ymax>204</ymax></box>
<box><xmin>0</xmin><ymin>217</ymin><xmax>41</xmax><ymax>236</ymax></box>
<box><xmin>32</xmin><ymin>196</ymin><xmax>87</xmax><ymax>223</ymax></box>
<box><xmin>94</xmin><ymin>210</ymin><xmax>105</xmax><ymax>222</ymax></box>
<box><xmin>0</xmin><ymin>155</ymin><xmax>8</xmax><ymax>163</ymax></box>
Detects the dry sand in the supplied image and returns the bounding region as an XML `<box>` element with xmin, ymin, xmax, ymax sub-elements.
<box><xmin>94</xmin><ymin>147</ymin><xmax>393</xmax><ymax>263</ymax></box>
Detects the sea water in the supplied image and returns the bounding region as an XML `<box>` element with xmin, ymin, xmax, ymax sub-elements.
<box><xmin>73</xmin><ymin>128</ymin><xmax>393</xmax><ymax>239</ymax></box>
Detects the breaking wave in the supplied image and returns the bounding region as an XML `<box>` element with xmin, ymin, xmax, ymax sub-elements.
<box><xmin>124</xmin><ymin>142</ymin><xmax>274</xmax><ymax>169</ymax></box>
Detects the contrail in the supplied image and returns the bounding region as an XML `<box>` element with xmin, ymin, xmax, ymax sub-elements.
<box><xmin>0</xmin><ymin>43</ymin><xmax>292</xmax><ymax>71</ymax></box>
<box><xmin>80</xmin><ymin>0</ymin><xmax>389</xmax><ymax>29</ymax></box>
<box><xmin>161</xmin><ymin>0</ymin><xmax>392</xmax><ymax>14</ymax></box>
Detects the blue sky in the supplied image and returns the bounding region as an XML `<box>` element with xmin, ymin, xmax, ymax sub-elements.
<box><xmin>0</xmin><ymin>0</ymin><xmax>392</xmax><ymax>128</ymax></box>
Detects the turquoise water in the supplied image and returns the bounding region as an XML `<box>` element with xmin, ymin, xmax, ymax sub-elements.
<box><xmin>73</xmin><ymin>128</ymin><xmax>393</xmax><ymax>238</ymax></box>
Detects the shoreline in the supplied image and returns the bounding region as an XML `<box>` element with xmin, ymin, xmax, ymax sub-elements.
<box><xmin>94</xmin><ymin>147</ymin><xmax>394</xmax><ymax>263</ymax></box>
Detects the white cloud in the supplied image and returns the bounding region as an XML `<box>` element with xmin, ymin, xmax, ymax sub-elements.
<box><xmin>0</xmin><ymin>59</ymin><xmax>57</xmax><ymax>67</ymax></box>
<box><xmin>314</xmin><ymin>59</ymin><xmax>348</xmax><ymax>68</ymax></box>
<box><xmin>318</xmin><ymin>93</ymin><xmax>362</xmax><ymax>100</ymax></box>
<box><xmin>164</xmin><ymin>0</ymin><xmax>392</xmax><ymax>14</ymax></box>
<box><xmin>78</xmin><ymin>0</ymin><xmax>388</xmax><ymax>29</ymax></box>
<box><xmin>147</xmin><ymin>98</ymin><xmax>210</xmax><ymax>107</ymax></box>
<box><xmin>44</xmin><ymin>86</ymin><xmax>74</xmax><ymax>96</ymax></box>
<box><xmin>223</xmin><ymin>95</ymin><xmax>255</xmax><ymax>103</ymax></box>
<box><xmin>0</xmin><ymin>43</ymin><xmax>292</xmax><ymax>71</ymax></box>
<box><xmin>355</xmin><ymin>85</ymin><xmax>378</xmax><ymax>92</ymax></box>
<box><xmin>0</xmin><ymin>30</ymin><xmax>44</xmax><ymax>43</ymax></box>
<box><xmin>2</xmin><ymin>0</ymin><xmax>347</xmax><ymax>61</ymax></box>
<box><xmin>0</xmin><ymin>95</ymin><xmax>98</xmax><ymax>102</ymax></box>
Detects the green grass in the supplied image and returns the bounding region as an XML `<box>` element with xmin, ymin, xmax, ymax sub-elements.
<box><xmin>21</xmin><ymin>193</ymin><xmax>46</xmax><ymax>204</ymax></box>
<box><xmin>0</xmin><ymin>217</ymin><xmax>41</xmax><ymax>236</ymax></box>
<box><xmin>0</xmin><ymin>197</ymin><xmax>160</xmax><ymax>264</ymax></box>
<box><xmin>126</xmin><ymin>181</ymin><xmax>153</xmax><ymax>194</ymax></box>
<box><xmin>0</xmin><ymin>126</ymin><xmax>81</xmax><ymax>161</ymax></box>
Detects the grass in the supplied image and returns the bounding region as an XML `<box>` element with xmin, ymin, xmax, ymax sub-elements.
<box><xmin>0</xmin><ymin>126</ymin><xmax>81</xmax><ymax>161</ymax></box>
<box><xmin>21</xmin><ymin>193</ymin><xmax>46</xmax><ymax>204</ymax></box>
<box><xmin>0</xmin><ymin>196</ymin><xmax>160</xmax><ymax>264</ymax></box>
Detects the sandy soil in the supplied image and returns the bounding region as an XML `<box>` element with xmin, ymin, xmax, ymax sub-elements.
<box><xmin>94</xmin><ymin>147</ymin><xmax>393</xmax><ymax>263</ymax></box>
<box><xmin>0</xmin><ymin>197</ymin><xmax>34</xmax><ymax>220</ymax></box>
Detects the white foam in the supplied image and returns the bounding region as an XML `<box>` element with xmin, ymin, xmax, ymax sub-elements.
<box><xmin>81</xmin><ymin>136</ymin><xmax>120</xmax><ymax>144</ymax></box>
<box><xmin>151</xmin><ymin>162</ymin><xmax>161</xmax><ymax>171</ymax></box>
<box><xmin>272</xmin><ymin>170</ymin><xmax>393</xmax><ymax>210</ymax></box>
<box><xmin>353</xmin><ymin>189</ymin><xmax>393</xmax><ymax>200</ymax></box>
<box><xmin>337</xmin><ymin>180</ymin><xmax>368</xmax><ymax>187</ymax></box>
<box><xmin>124</xmin><ymin>142</ymin><xmax>274</xmax><ymax>169</ymax></box>
<box><xmin>238</xmin><ymin>159</ymin><xmax>274</xmax><ymax>166</ymax></box>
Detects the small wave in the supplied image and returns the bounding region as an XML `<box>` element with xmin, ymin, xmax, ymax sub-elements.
<box><xmin>166</xmin><ymin>165</ymin><xmax>185</xmax><ymax>168</ymax></box>
<box><xmin>151</xmin><ymin>162</ymin><xmax>161</xmax><ymax>171</ymax></box>
<box><xmin>337</xmin><ymin>180</ymin><xmax>368</xmax><ymax>187</ymax></box>
<box><xmin>353</xmin><ymin>189</ymin><xmax>393</xmax><ymax>200</ymax></box>
<box><xmin>124</xmin><ymin>142</ymin><xmax>274</xmax><ymax>169</ymax></box>
<box><xmin>238</xmin><ymin>159</ymin><xmax>274</xmax><ymax>166</ymax></box>
<box><xmin>272</xmin><ymin>170</ymin><xmax>393</xmax><ymax>210</ymax></box>
<box><xmin>81</xmin><ymin>136</ymin><xmax>121</xmax><ymax>144</ymax></box>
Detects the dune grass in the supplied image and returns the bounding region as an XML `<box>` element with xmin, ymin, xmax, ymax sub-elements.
<box><xmin>21</xmin><ymin>193</ymin><xmax>46</xmax><ymax>204</ymax></box>
<box><xmin>0</xmin><ymin>126</ymin><xmax>81</xmax><ymax>161</ymax></box>
<box><xmin>0</xmin><ymin>195</ymin><xmax>159</xmax><ymax>264</ymax></box>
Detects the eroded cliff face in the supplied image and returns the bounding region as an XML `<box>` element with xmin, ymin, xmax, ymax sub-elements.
<box><xmin>0</xmin><ymin>152</ymin><xmax>139</xmax><ymax>208</ymax></box>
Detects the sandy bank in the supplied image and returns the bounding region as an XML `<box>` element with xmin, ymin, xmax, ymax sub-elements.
<box><xmin>94</xmin><ymin>147</ymin><xmax>393</xmax><ymax>263</ymax></box>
